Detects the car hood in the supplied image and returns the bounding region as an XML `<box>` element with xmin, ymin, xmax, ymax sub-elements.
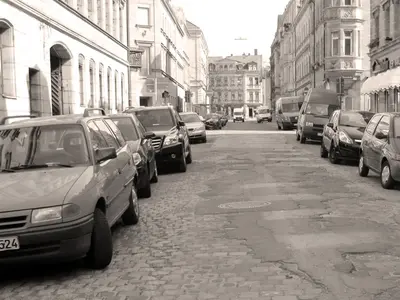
<box><xmin>185</xmin><ymin>122</ymin><xmax>204</xmax><ymax>129</ymax></box>
<box><xmin>146</xmin><ymin>126</ymin><xmax>175</xmax><ymax>136</ymax></box>
<box><xmin>305</xmin><ymin>114</ymin><xmax>329</xmax><ymax>125</ymax></box>
<box><xmin>341</xmin><ymin>126</ymin><xmax>365</xmax><ymax>140</ymax></box>
<box><xmin>0</xmin><ymin>166</ymin><xmax>88</xmax><ymax>211</ymax></box>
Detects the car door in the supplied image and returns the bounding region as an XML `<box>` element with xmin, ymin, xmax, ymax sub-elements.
<box><xmin>93</xmin><ymin>119</ymin><xmax>131</xmax><ymax>224</ymax></box>
<box><xmin>87</xmin><ymin>121</ymin><xmax>122</xmax><ymax>225</ymax></box>
<box><xmin>362</xmin><ymin>115</ymin><xmax>382</xmax><ymax>167</ymax></box>
<box><xmin>134</xmin><ymin>117</ymin><xmax>155</xmax><ymax>168</ymax></box>
<box><xmin>369</xmin><ymin>115</ymin><xmax>390</xmax><ymax>171</ymax></box>
<box><xmin>323</xmin><ymin>111</ymin><xmax>338</xmax><ymax>149</ymax></box>
<box><xmin>175</xmin><ymin>111</ymin><xmax>189</xmax><ymax>153</ymax></box>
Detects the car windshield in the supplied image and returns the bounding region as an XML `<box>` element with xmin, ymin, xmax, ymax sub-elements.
<box><xmin>111</xmin><ymin>117</ymin><xmax>139</xmax><ymax>141</ymax></box>
<box><xmin>282</xmin><ymin>103</ymin><xmax>301</xmax><ymax>112</ymax></box>
<box><xmin>305</xmin><ymin>103</ymin><xmax>339</xmax><ymax>117</ymax></box>
<box><xmin>0</xmin><ymin>125</ymin><xmax>89</xmax><ymax>171</ymax></box>
<box><xmin>180</xmin><ymin>114</ymin><xmax>201</xmax><ymax>123</ymax></box>
<box><xmin>206</xmin><ymin>114</ymin><xmax>218</xmax><ymax>119</ymax></box>
<box><xmin>339</xmin><ymin>112</ymin><xmax>375</xmax><ymax>127</ymax></box>
<box><xmin>234</xmin><ymin>112</ymin><xmax>242</xmax><ymax>115</ymax></box>
<box><xmin>134</xmin><ymin>109</ymin><xmax>174</xmax><ymax>127</ymax></box>
<box><xmin>258</xmin><ymin>109</ymin><xmax>269</xmax><ymax>114</ymax></box>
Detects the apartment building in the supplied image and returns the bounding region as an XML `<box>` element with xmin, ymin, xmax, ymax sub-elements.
<box><xmin>128</xmin><ymin>0</ymin><xmax>190</xmax><ymax>111</ymax></box>
<box><xmin>361</xmin><ymin>0</ymin><xmax>400</xmax><ymax>112</ymax></box>
<box><xmin>186</xmin><ymin>21</ymin><xmax>209</xmax><ymax>115</ymax></box>
<box><xmin>271</xmin><ymin>0</ymin><xmax>371</xmax><ymax>110</ymax></box>
<box><xmin>0</xmin><ymin>0</ymin><xmax>129</xmax><ymax>117</ymax></box>
<box><xmin>208</xmin><ymin>50</ymin><xmax>263</xmax><ymax>117</ymax></box>
<box><xmin>262</xmin><ymin>67</ymin><xmax>272</xmax><ymax>108</ymax></box>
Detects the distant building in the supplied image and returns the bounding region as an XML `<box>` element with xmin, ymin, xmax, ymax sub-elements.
<box><xmin>208</xmin><ymin>50</ymin><xmax>263</xmax><ymax>118</ymax></box>
<box><xmin>262</xmin><ymin>67</ymin><xmax>272</xmax><ymax>108</ymax></box>
<box><xmin>361</xmin><ymin>0</ymin><xmax>400</xmax><ymax>112</ymax></box>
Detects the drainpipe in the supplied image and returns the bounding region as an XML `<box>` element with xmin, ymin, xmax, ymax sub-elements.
<box><xmin>126</xmin><ymin>0</ymin><xmax>132</xmax><ymax>106</ymax></box>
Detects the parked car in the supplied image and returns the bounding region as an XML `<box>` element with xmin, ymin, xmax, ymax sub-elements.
<box><xmin>219</xmin><ymin>114</ymin><xmax>229</xmax><ymax>127</ymax></box>
<box><xmin>359</xmin><ymin>112</ymin><xmax>400</xmax><ymax>189</ymax></box>
<box><xmin>0</xmin><ymin>109</ymin><xmax>140</xmax><ymax>269</ymax></box>
<box><xmin>256</xmin><ymin>107</ymin><xmax>272</xmax><ymax>123</ymax></box>
<box><xmin>124</xmin><ymin>106</ymin><xmax>192</xmax><ymax>172</ymax></box>
<box><xmin>275</xmin><ymin>97</ymin><xmax>303</xmax><ymax>129</ymax></box>
<box><xmin>320</xmin><ymin>110</ymin><xmax>375</xmax><ymax>164</ymax></box>
<box><xmin>179</xmin><ymin>112</ymin><xmax>207</xmax><ymax>143</ymax></box>
<box><xmin>233</xmin><ymin>108</ymin><xmax>245</xmax><ymax>122</ymax></box>
<box><xmin>296</xmin><ymin>88</ymin><xmax>340</xmax><ymax>143</ymax></box>
<box><xmin>110</xmin><ymin>113</ymin><xmax>158</xmax><ymax>198</ymax></box>
<box><xmin>204</xmin><ymin>114</ymin><xmax>222</xmax><ymax>130</ymax></box>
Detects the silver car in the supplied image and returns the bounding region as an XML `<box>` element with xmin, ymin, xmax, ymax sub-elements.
<box><xmin>0</xmin><ymin>109</ymin><xmax>139</xmax><ymax>269</ymax></box>
<box><xmin>179</xmin><ymin>112</ymin><xmax>207</xmax><ymax>143</ymax></box>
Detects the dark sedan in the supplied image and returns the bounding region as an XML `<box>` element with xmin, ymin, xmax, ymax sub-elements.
<box><xmin>204</xmin><ymin>114</ymin><xmax>222</xmax><ymax>130</ymax></box>
<box><xmin>320</xmin><ymin>110</ymin><xmax>374</xmax><ymax>164</ymax></box>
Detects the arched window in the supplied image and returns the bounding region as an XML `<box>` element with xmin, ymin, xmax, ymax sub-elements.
<box><xmin>78</xmin><ymin>54</ymin><xmax>85</xmax><ymax>106</ymax></box>
<box><xmin>99</xmin><ymin>64</ymin><xmax>104</xmax><ymax>108</ymax></box>
<box><xmin>114</xmin><ymin>70</ymin><xmax>119</xmax><ymax>111</ymax></box>
<box><xmin>0</xmin><ymin>20</ymin><xmax>16</xmax><ymax>98</ymax></box>
<box><xmin>120</xmin><ymin>73</ymin><xmax>124</xmax><ymax>111</ymax></box>
<box><xmin>89</xmin><ymin>59</ymin><xmax>95</xmax><ymax>108</ymax></box>
<box><xmin>107</xmin><ymin>67</ymin><xmax>112</xmax><ymax>110</ymax></box>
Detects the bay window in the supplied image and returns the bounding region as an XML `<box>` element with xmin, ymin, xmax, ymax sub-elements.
<box><xmin>331</xmin><ymin>31</ymin><xmax>339</xmax><ymax>56</ymax></box>
<box><xmin>344</xmin><ymin>30</ymin><xmax>353</xmax><ymax>55</ymax></box>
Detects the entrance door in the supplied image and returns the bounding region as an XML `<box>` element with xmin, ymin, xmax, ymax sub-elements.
<box><xmin>140</xmin><ymin>97</ymin><xmax>150</xmax><ymax>106</ymax></box>
<box><xmin>28</xmin><ymin>68</ymin><xmax>40</xmax><ymax>115</ymax></box>
<box><xmin>50</xmin><ymin>54</ymin><xmax>63</xmax><ymax>115</ymax></box>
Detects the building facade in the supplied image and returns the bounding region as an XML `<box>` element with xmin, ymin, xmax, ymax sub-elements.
<box><xmin>208</xmin><ymin>50</ymin><xmax>263</xmax><ymax>117</ymax></box>
<box><xmin>361</xmin><ymin>0</ymin><xmax>400</xmax><ymax>112</ymax></box>
<box><xmin>270</xmin><ymin>15</ymin><xmax>283</xmax><ymax>110</ymax></box>
<box><xmin>128</xmin><ymin>0</ymin><xmax>191</xmax><ymax>111</ymax></box>
<box><xmin>271</xmin><ymin>0</ymin><xmax>371</xmax><ymax>110</ymax></box>
<box><xmin>0</xmin><ymin>0</ymin><xmax>129</xmax><ymax>117</ymax></box>
<box><xmin>186</xmin><ymin>21</ymin><xmax>209</xmax><ymax>116</ymax></box>
<box><xmin>262</xmin><ymin>67</ymin><xmax>272</xmax><ymax>108</ymax></box>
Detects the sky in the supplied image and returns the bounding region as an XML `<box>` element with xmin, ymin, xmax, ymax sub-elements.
<box><xmin>172</xmin><ymin>0</ymin><xmax>288</xmax><ymax>65</ymax></box>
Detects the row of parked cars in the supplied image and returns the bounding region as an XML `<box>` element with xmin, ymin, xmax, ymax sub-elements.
<box><xmin>0</xmin><ymin>105</ymin><xmax>207</xmax><ymax>270</ymax></box>
<box><xmin>292</xmin><ymin>88</ymin><xmax>400</xmax><ymax>190</ymax></box>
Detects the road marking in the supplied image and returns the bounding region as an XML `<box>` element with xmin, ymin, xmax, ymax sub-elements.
<box><xmin>207</xmin><ymin>130</ymin><xmax>296</xmax><ymax>135</ymax></box>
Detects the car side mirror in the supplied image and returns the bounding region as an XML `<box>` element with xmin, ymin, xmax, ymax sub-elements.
<box><xmin>327</xmin><ymin>122</ymin><xmax>333</xmax><ymax>128</ymax></box>
<box><xmin>144</xmin><ymin>131</ymin><xmax>155</xmax><ymax>139</ymax></box>
<box><xmin>178</xmin><ymin>121</ymin><xmax>185</xmax><ymax>127</ymax></box>
<box><xmin>375</xmin><ymin>130</ymin><xmax>388</xmax><ymax>139</ymax></box>
<box><xmin>95</xmin><ymin>147</ymin><xmax>117</xmax><ymax>163</ymax></box>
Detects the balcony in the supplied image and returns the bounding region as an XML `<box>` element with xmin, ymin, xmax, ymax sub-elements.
<box><xmin>325</xmin><ymin>57</ymin><xmax>363</xmax><ymax>74</ymax></box>
<box><xmin>324</xmin><ymin>6</ymin><xmax>363</xmax><ymax>21</ymax></box>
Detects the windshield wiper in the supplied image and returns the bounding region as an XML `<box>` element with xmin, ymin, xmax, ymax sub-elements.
<box><xmin>10</xmin><ymin>163</ymin><xmax>73</xmax><ymax>170</ymax></box>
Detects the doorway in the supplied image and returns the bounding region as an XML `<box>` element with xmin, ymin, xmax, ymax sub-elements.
<box><xmin>28</xmin><ymin>68</ymin><xmax>41</xmax><ymax>115</ymax></box>
<box><xmin>249</xmin><ymin>108</ymin><xmax>253</xmax><ymax>117</ymax></box>
<box><xmin>140</xmin><ymin>96</ymin><xmax>151</xmax><ymax>106</ymax></box>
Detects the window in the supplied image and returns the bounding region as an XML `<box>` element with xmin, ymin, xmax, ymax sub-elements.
<box><xmin>365</xmin><ymin>115</ymin><xmax>382</xmax><ymax>135</ymax></box>
<box><xmin>331</xmin><ymin>31</ymin><xmax>339</xmax><ymax>56</ymax></box>
<box><xmin>89</xmin><ymin>60</ymin><xmax>95</xmax><ymax>108</ymax></box>
<box><xmin>255</xmin><ymin>92</ymin><xmax>259</xmax><ymax>101</ymax></box>
<box><xmin>386</xmin><ymin>91</ymin><xmax>395</xmax><ymax>112</ymax></box>
<box><xmin>224</xmin><ymin>77</ymin><xmax>228</xmax><ymax>85</ymax></box>
<box><xmin>210</xmin><ymin>78</ymin><xmax>214</xmax><ymax>86</ymax></box>
<box><xmin>0</xmin><ymin>21</ymin><xmax>16</xmax><ymax>98</ymax></box>
<box><xmin>96</xmin><ymin>0</ymin><xmax>103</xmax><ymax>27</ymax></box>
<box><xmin>396</xmin><ymin>88</ymin><xmax>400</xmax><ymax>112</ymax></box>
<box><xmin>374</xmin><ymin>115</ymin><xmax>390</xmax><ymax>136</ymax></box>
<box><xmin>121</xmin><ymin>73</ymin><xmax>124</xmax><ymax>111</ymax></box>
<box><xmin>344</xmin><ymin>0</ymin><xmax>352</xmax><ymax>5</ymax></box>
<box><xmin>105</xmin><ymin>0</ymin><xmax>111</xmax><ymax>32</ymax></box>
<box><xmin>79</xmin><ymin>55</ymin><xmax>85</xmax><ymax>106</ymax></box>
<box><xmin>114</xmin><ymin>71</ymin><xmax>118</xmax><ymax>111</ymax></box>
<box><xmin>140</xmin><ymin>47</ymin><xmax>150</xmax><ymax>76</ymax></box>
<box><xmin>249</xmin><ymin>78</ymin><xmax>253</xmax><ymax>85</ymax></box>
<box><xmin>88</xmin><ymin>121</ymin><xmax>108</xmax><ymax>149</ymax></box>
<box><xmin>135</xmin><ymin>109</ymin><xmax>174</xmax><ymax>127</ymax></box>
<box><xmin>230</xmin><ymin>77</ymin><xmax>235</xmax><ymax>86</ymax></box>
<box><xmin>344</xmin><ymin>31</ymin><xmax>353</xmax><ymax>55</ymax></box>
<box><xmin>104</xmin><ymin>119</ymin><xmax>126</xmax><ymax>146</ymax></box>
<box><xmin>373</xmin><ymin>11</ymin><xmax>380</xmax><ymax>40</ymax></box>
<box><xmin>99</xmin><ymin>64</ymin><xmax>104</xmax><ymax>108</ymax></box>
<box><xmin>119</xmin><ymin>6</ymin><xmax>124</xmax><ymax>41</ymax></box>
<box><xmin>111</xmin><ymin>117</ymin><xmax>139</xmax><ymax>141</ymax></box>
<box><xmin>94</xmin><ymin>120</ymin><xmax>120</xmax><ymax>148</ymax></box>
<box><xmin>357</xmin><ymin>30</ymin><xmax>361</xmax><ymax>56</ymax></box>
<box><xmin>137</xmin><ymin>7</ymin><xmax>149</xmax><ymax>26</ymax></box>
<box><xmin>107</xmin><ymin>68</ymin><xmax>112</xmax><ymax>110</ymax></box>
<box><xmin>249</xmin><ymin>92</ymin><xmax>253</xmax><ymax>101</ymax></box>
<box><xmin>238</xmin><ymin>93</ymin><xmax>242</xmax><ymax>101</ymax></box>
<box><xmin>383</xmin><ymin>2</ymin><xmax>390</xmax><ymax>38</ymax></box>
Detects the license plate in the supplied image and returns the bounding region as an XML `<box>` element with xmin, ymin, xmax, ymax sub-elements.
<box><xmin>317</xmin><ymin>133</ymin><xmax>322</xmax><ymax>136</ymax></box>
<box><xmin>0</xmin><ymin>236</ymin><xmax>20</xmax><ymax>251</ymax></box>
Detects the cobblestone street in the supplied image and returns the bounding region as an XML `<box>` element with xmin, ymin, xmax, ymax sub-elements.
<box><xmin>2</xmin><ymin>125</ymin><xmax>400</xmax><ymax>300</ymax></box>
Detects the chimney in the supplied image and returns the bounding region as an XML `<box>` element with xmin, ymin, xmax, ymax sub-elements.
<box><xmin>254</xmin><ymin>49</ymin><xmax>258</xmax><ymax>55</ymax></box>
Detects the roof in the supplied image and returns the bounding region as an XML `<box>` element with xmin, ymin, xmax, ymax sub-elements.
<box><xmin>208</xmin><ymin>54</ymin><xmax>263</xmax><ymax>67</ymax></box>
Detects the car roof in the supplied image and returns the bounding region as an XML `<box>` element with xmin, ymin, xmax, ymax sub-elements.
<box><xmin>124</xmin><ymin>106</ymin><xmax>172</xmax><ymax>112</ymax></box>
<box><xmin>179</xmin><ymin>112</ymin><xmax>197</xmax><ymax>115</ymax></box>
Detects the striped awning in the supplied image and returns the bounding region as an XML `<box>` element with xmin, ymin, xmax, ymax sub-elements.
<box><xmin>361</xmin><ymin>67</ymin><xmax>400</xmax><ymax>94</ymax></box>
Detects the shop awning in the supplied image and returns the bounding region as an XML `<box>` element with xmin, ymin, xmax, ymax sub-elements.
<box><xmin>361</xmin><ymin>67</ymin><xmax>400</xmax><ymax>94</ymax></box>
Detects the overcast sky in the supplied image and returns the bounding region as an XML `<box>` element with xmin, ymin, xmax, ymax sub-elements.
<box><xmin>172</xmin><ymin>0</ymin><xmax>288</xmax><ymax>65</ymax></box>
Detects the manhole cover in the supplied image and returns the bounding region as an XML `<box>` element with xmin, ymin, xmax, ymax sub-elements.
<box><xmin>218</xmin><ymin>201</ymin><xmax>271</xmax><ymax>209</ymax></box>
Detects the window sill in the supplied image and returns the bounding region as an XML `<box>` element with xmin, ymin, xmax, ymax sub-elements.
<box><xmin>136</xmin><ymin>24</ymin><xmax>152</xmax><ymax>29</ymax></box>
<box><xmin>2</xmin><ymin>95</ymin><xmax>17</xmax><ymax>100</ymax></box>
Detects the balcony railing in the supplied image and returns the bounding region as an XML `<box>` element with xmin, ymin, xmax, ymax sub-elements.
<box><xmin>324</xmin><ymin>6</ymin><xmax>363</xmax><ymax>21</ymax></box>
<box><xmin>325</xmin><ymin>57</ymin><xmax>363</xmax><ymax>71</ymax></box>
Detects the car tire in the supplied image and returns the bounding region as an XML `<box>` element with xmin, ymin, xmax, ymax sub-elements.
<box><xmin>320</xmin><ymin>142</ymin><xmax>328</xmax><ymax>158</ymax></box>
<box><xmin>242</xmin><ymin>119</ymin><xmax>244</xmax><ymax>122</ymax></box>
<box><xmin>300</xmin><ymin>131</ymin><xmax>306</xmax><ymax>144</ymax></box>
<box><xmin>138</xmin><ymin>167</ymin><xmax>151</xmax><ymax>198</ymax></box>
<box><xmin>150</xmin><ymin>163</ymin><xmax>158</xmax><ymax>183</ymax></box>
<box><xmin>381</xmin><ymin>160</ymin><xmax>395</xmax><ymax>189</ymax></box>
<box><xmin>85</xmin><ymin>208</ymin><xmax>113</xmax><ymax>270</ymax></box>
<box><xmin>329</xmin><ymin>144</ymin><xmax>340</xmax><ymax>164</ymax></box>
<box><xmin>202</xmin><ymin>137</ymin><xmax>207</xmax><ymax>143</ymax></box>
<box><xmin>277</xmin><ymin>122</ymin><xmax>281</xmax><ymax>130</ymax></box>
<box><xmin>358</xmin><ymin>154</ymin><xmax>369</xmax><ymax>177</ymax></box>
<box><xmin>186</xmin><ymin>146</ymin><xmax>193</xmax><ymax>164</ymax></box>
<box><xmin>122</xmin><ymin>185</ymin><xmax>140</xmax><ymax>225</ymax></box>
<box><xmin>296</xmin><ymin>130</ymin><xmax>300</xmax><ymax>141</ymax></box>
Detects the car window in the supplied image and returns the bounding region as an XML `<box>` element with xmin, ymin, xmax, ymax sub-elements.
<box><xmin>339</xmin><ymin>111</ymin><xmax>375</xmax><ymax>127</ymax></box>
<box><xmin>104</xmin><ymin>119</ymin><xmax>126</xmax><ymax>146</ymax></box>
<box><xmin>87</xmin><ymin>121</ymin><xmax>108</xmax><ymax>149</ymax></box>
<box><xmin>374</xmin><ymin>115</ymin><xmax>390</xmax><ymax>137</ymax></box>
<box><xmin>135</xmin><ymin>109</ymin><xmax>174</xmax><ymax>127</ymax></box>
<box><xmin>365</xmin><ymin>115</ymin><xmax>382</xmax><ymax>135</ymax></box>
<box><xmin>180</xmin><ymin>114</ymin><xmax>201</xmax><ymax>123</ymax></box>
<box><xmin>93</xmin><ymin>120</ymin><xmax>120</xmax><ymax>149</ymax></box>
<box><xmin>394</xmin><ymin>117</ymin><xmax>400</xmax><ymax>137</ymax></box>
<box><xmin>111</xmin><ymin>117</ymin><xmax>139</xmax><ymax>141</ymax></box>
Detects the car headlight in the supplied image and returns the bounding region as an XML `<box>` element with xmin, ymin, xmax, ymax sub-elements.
<box><xmin>132</xmin><ymin>152</ymin><xmax>142</xmax><ymax>165</ymax></box>
<box><xmin>195</xmin><ymin>126</ymin><xmax>205</xmax><ymax>131</ymax></box>
<box><xmin>305</xmin><ymin>122</ymin><xmax>313</xmax><ymax>126</ymax></box>
<box><xmin>31</xmin><ymin>204</ymin><xmax>80</xmax><ymax>224</ymax></box>
<box><xmin>339</xmin><ymin>131</ymin><xmax>353</xmax><ymax>144</ymax></box>
<box><xmin>164</xmin><ymin>132</ymin><xmax>179</xmax><ymax>146</ymax></box>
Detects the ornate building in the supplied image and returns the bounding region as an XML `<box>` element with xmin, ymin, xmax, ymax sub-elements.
<box><xmin>208</xmin><ymin>50</ymin><xmax>263</xmax><ymax>117</ymax></box>
<box><xmin>0</xmin><ymin>0</ymin><xmax>129</xmax><ymax>117</ymax></box>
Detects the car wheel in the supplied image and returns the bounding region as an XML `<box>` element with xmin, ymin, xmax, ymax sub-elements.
<box><xmin>186</xmin><ymin>146</ymin><xmax>192</xmax><ymax>164</ymax></box>
<box><xmin>179</xmin><ymin>150</ymin><xmax>187</xmax><ymax>172</ymax></box>
<box><xmin>381</xmin><ymin>160</ymin><xmax>395</xmax><ymax>189</ymax></box>
<box><xmin>320</xmin><ymin>142</ymin><xmax>328</xmax><ymax>158</ymax></box>
<box><xmin>242</xmin><ymin>119</ymin><xmax>244</xmax><ymax>122</ymax></box>
<box><xmin>122</xmin><ymin>185</ymin><xmax>140</xmax><ymax>225</ymax></box>
<box><xmin>300</xmin><ymin>131</ymin><xmax>306</xmax><ymax>144</ymax></box>
<box><xmin>358</xmin><ymin>154</ymin><xmax>369</xmax><ymax>177</ymax></box>
<box><xmin>138</xmin><ymin>167</ymin><xmax>151</xmax><ymax>198</ymax></box>
<box><xmin>202</xmin><ymin>137</ymin><xmax>207</xmax><ymax>143</ymax></box>
<box><xmin>85</xmin><ymin>208</ymin><xmax>113</xmax><ymax>270</ymax></box>
<box><xmin>296</xmin><ymin>130</ymin><xmax>300</xmax><ymax>141</ymax></box>
<box><xmin>277</xmin><ymin>122</ymin><xmax>281</xmax><ymax>130</ymax></box>
<box><xmin>150</xmin><ymin>163</ymin><xmax>158</xmax><ymax>183</ymax></box>
<box><xmin>329</xmin><ymin>144</ymin><xmax>340</xmax><ymax>164</ymax></box>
